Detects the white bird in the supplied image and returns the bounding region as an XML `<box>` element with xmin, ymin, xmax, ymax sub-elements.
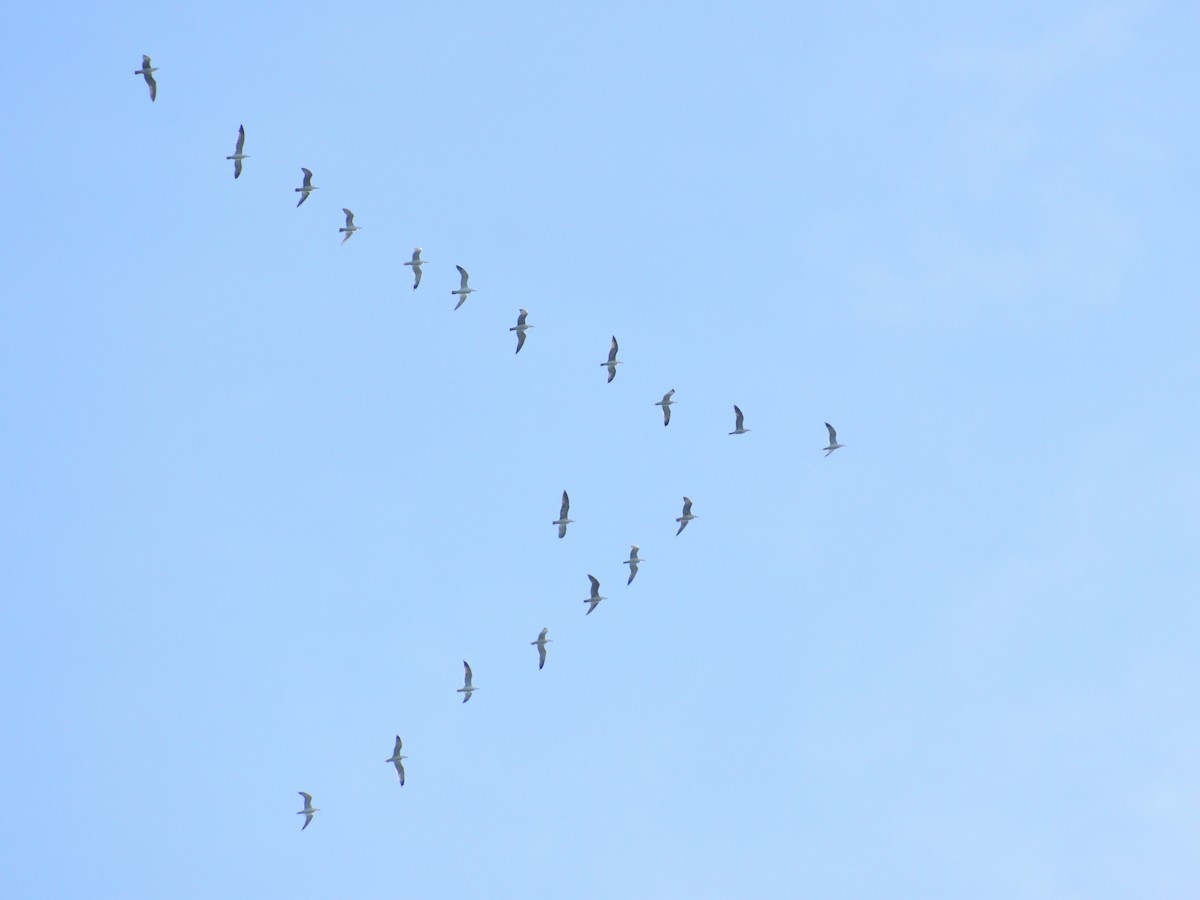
<box><xmin>675</xmin><ymin>496</ymin><xmax>697</xmax><ymax>535</ymax></box>
<box><xmin>531</xmin><ymin>628</ymin><xmax>551</xmax><ymax>670</ymax></box>
<box><xmin>584</xmin><ymin>574</ymin><xmax>606</xmax><ymax>615</ymax></box>
<box><xmin>404</xmin><ymin>248</ymin><xmax>425</xmax><ymax>290</ymax></box>
<box><xmin>339</xmin><ymin>208</ymin><xmax>360</xmax><ymax>244</ymax></box>
<box><xmin>602</xmin><ymin>336</ymin><xmax>621</xmax><ymax>383</ymax></box>
<box><xmin>452</xmin><ymin>265</ymin><xmax>475</xmax><ymax>309</ymax></box>
<box><xmin>456</xmin><ymin>660</ymin><xmax>477</xmax><ymax>702</ymax></box>
<box><xmin>297</xmin><ymin>792</ymin><xmax>318</xmax><ymax>830</ymax></box>
<box><xmin>226</xmin><ymin>125</ymin><xmax>248</xmax><ymax>179</ymax></box>
<box><xmin>552</xmin><ymin>490</ymin><xmax>574</xmax><ymax>538</ymax></box>
<box><xmin>134</xmin><ymin>55</ymin><xmax>158</xmax><ymax>102</ymax></box>
<box><xmin>295</xmin><ymin>168</ymin><xmax>317</xmax><ymax>207</ymax></box>
<box><xmin>384</xmin><ymin>736</ymin><xmax>407</xmax><ymax>786</ymax></box>
<box><xmin>623</xmin><ymin>545</ymin><xmax>642</xmax><ymax>585</ymax></box>
<box><xmin>655</xmin><ymin>389</ymin><xmax>676</xmax><ymax>426</ymax></box>
<box><xmin>823</xmin><ymin>422</ymin><xmax>844</xmax><ymax>456</ymax></box>
<box><xmin>510</xmin><ymin>308</ymin><xmax>532</xmax><ymax>354</ymax></box>
<box><xmin>729</xmin><ymin>405</ymin><xmax>750</xmax><ymax>435</ymax></box>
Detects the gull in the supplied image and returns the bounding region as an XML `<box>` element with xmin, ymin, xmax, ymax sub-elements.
<box><xmin>602</xmin><ymin>336</ymin><xmax>621</xmax><ymax>383</ymax></box>
<box><xmin>729</xmin><ymin>405</ymin><xmax>750</xmax><ymax>435</ymax></box>
<box><xmin>552</xmin><ymin>490</ymin><xmax>574</xmax><ymax>538</ymax></box>
<box><xmin>339</xmin><ymin>208</ymin><xmax>359</xmax><ymax>244</ymax></box>
<box><xmin>456</xmin><ymin>660</ymin><xmax>477</xmax><ymax>702</ymax></box>
<box><xmin>823</xmin><ymin>422</ymin><xmax>844</xmax><ymax>456</ymax></box>
<box><xmin>675</xmin><ymin>496</ymin><xmax>697</xmax><ymax>535</ymax></box>
<box><xmin>295</xmin><ymin>168</ymin><xmax>317</xmax><ymax>207</ymax></box>
<box><xmin>404</xmin><ymin>248</ymin><xmax>425</xmax><ymax>290</ymax></box>
<box><xmin>452</xmin><ymin>265</ymin><xmax>474</xmax><ymax>309</ymax></box>
<box><xmin>655</xmin><ymin>389</ymin><xmax>676</xmax><ymax>426</ymax></box>
<box><xmin>510</xmin><ymin>309</ymin><xmax>532</xmax><ymax>354</ymax></box>
<box><xmin>297</xmin><ymin>792</ymin><xmax>318</xmax><ymax>830</ymax></box>
<box><xmin>226</xmin><ymin>125</ymin><xmax>248</xmax><ymax>179</ymax></box>
<box><xmin>584</xmin><ymin>574</ymin><xmax>606</xmax><ymax>615</ymax></box>
<box><xmin>623</xmin><ymin>545</ymin><xmax>642</xmax><ymax>584</ymax></box>
<box><xmin>384</xmin><ymin>736</ymin><xmax>407</xmax><ymax>786</ymax></box>
<box><xmin>531</xmin><ymin>628</ymin><xmax>551</xmax><ymax>670</ymax></box>
<box><xmin>134</xmin><ymin>55</ymin><xmax>158</xmax><ymax>102</ymax></box>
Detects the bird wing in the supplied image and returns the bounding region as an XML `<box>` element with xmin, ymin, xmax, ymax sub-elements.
<box><xmin>396</xmin><ymin>759</ymin><xmax>406</xmax><ymax>785</ymax></box>
<box><xmin>302</xmin><ymin>812</ymin><xmax>313</xmax><ymax>829</ymax></box>
<box><xmin>516</xmin><ymin>309</ymin><xmax>528</xmax><ymax>327</ymax></box>
<box><xmin>301</xmin><ymin>168</ymin><xmax>313</xmax><ymax>187</ymax></box>
<box><xmin>142</xmin><ymin>55</ymin><xmax>152</xmax><ymax>67</ymax></box>
<box><xmin>145</xmin><ymin>71</ymin><xmax>157</xmax><ymax>101</ymax></box>
<box><xmin>825</xmin><ymin>422</ymin><xmax>837</xmax><ymax>444</ymax></box>
<box><xmin>557</xmin><ymin>523</ymin><xmax>567</xmax><ymax>538</ymax></box>
<box><xmin>299</xmin><ymin>792</ymin><xmax>312</xmax><ymax>807</ymax></box>
<box><xmin>411</xmin><ymin>248</ymin><xmax>422</xmax><ymax>263</ymax></box>
<box><xmin>393</xmin><ymin>735</ymin><xmax>403</xmax><ymax>755</ymax></box>
<box><xmin>234</xmin><ymin>125</ymin><xmax>245</xmax><ymax>153</ymax></box>
<box><xmin>682</xmin><ymin>497</ymin><xmax>693</xmax><ymax>516</ymax></box>
<box><xmin>515</xmin><ymin>330</ymin><xmax>526</xmax><ymax>353</ymax></box>
<box><xmin>456</xmin><ymin>265</ymin><xmax>470</xmax><ymax>288</ymax></box>
<box><xmin>607</xmin><ymin>336</ymin><xmax>618</xmax><ymax>362</ymax></box>
<box><xmin>663</xmin><ymin>404</ymin><xmax>671</xmax><ymax>426</ymax></box>
<box><xmin>343</xmin><ymin>209</ymin><xmax>355</xmax><ymax>226</ymax></box>
<box><xmin>233</xmin><ymin>158</ymin><xmax>243</xmax><ymax>179</ymax></box>
<box><xmin>734</xmin><ymin>406</ymin><xmax>744</xmax><ymax>429</ymax></box>
<box><xmin>537</xmin><ymin>643</ymin><xmax>547</xmax><ymax>669</ymax></box>
<box><xmin>463</xmin><ymin>660</ymin><xmax>473</xmax><ymax>688</ymax></box>
<box><xmin>413</xmin><ymin>265</ymin><xmax>422</xmax><ymax>289</ymax></box>
<box><xmin>560</xmin><ymin>491</ymin><xmax>570</xmax><ymax>518</ymax></box>
<box><xmin>627</xmin><ymin>560</ymin><xmax>638</xmax><ymax>584</ymax></box>
<box><xmin>606</xmin><ymin>365</ymin><xmax>616</xmax><ymax>383</ymax></box>
<box><xmin>588</xmin><ymin>574</ymin><xmax>600</xmax><ymax>597</ymax></box>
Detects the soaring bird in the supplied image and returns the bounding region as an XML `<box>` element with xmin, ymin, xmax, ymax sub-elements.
<box><xmin>584</xmin><ymin>575</ymin><xmax>606</xmax><ymax>615</ymax></box>
<box><xmin>384</xmin><ymin>736</ymin><xmax>407</xmax><ymax>786</ymax></box>
<box><xmin>510</xmin><ymin>309</ymin><xmax>532</xmax><ymax>354</ymax></box>
<box><xmin>823</xmin><ymin>422</ymin><xmax>844</xmax><ymax>456</ymax></box>
<box><xmin>602</xmin><ymin>336</ymin><xmax>621</xmax><ymax>383</ymax></box>
<box><xmin>655</xmin><ymin>389</ymin><xmax>676</xmax><ymax>426</ymax></box>
<box><xmin>552</xmin><ymin>491</ymin><xmax>574</xmax><ymax>538</ymax></box>
<box><xmin>297</xmin><ymin>792</ymin><xmax>318</xmax><ymax>830</ymax></box>
<box><xmin>134</xmin><ymin>55</ymin><xmax>158</xmax><ymax>102</ymax></box>
<box><xmin>295</xmin><ymin>168</ymin><xmax>317</xmax><ymax>207</ymax></box>
<box><xmin>226</xmin><ymin>125</ymin><xmax>248</xmax><ymax>179</ymax></box>
<box><xmin>404</xmin><ymin>248</ymin><xmax>425</xmax><ymax>290</ymax></box>
<box><xmin>729</xmin><ymin>405</ymin><xmax>750</xmax><ymax>435</ymax></box>
<box><xmin>452</xmin><ymin>265</ymin><xmax>475</xmax><ymax>309</ymax></box>
<box><xmin>457</xmin><ymin>660</ymin><xmax>477</xmax><ymax>703</ymax></box>
<box><xmin>675</xmin><ymin>497</ymin><xmax>697</xmax><ymax>535</ymax></box>
<box><xmin>531</xmin><ymin>628</ymin><xmax>551</xmax><ymax>670</ymax></box>
<box><xmin>624</xmin><ymin>545</ymin><xmax>642</xmax><ymax>584</ymax></box>
<box><xmin>339</xmin><ymin>208</ymin><xmax>360</xmax><ymax>244</ymax></box>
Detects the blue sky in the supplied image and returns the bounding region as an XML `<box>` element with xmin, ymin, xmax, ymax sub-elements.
<box><xmin>2</xmin><ymin>1</ymin><xmax>1199</xmax><ymax>896</ymax></box>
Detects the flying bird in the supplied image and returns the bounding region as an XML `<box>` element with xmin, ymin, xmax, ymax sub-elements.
<box><xmin>602</xmin><ymin>336</ymin><xmax>621</xmax><ymax>383</ymax></box>
<box><xmin>655</xmin><ymin>389</ymin><xmax>676</xmax><ymax>426</ymax></box>
<box><xmin>624</xmin><ymin>545</ymin><xmax>642</xmax><ymax>584</ymax></box>
<box><xmin>552</xmin><ymin>491</ymin><xmax>574</xmax><ymax>538</ymax></box>
<box><xmin>531</xmin><ymin>628</ymin><xmax>551</xmax><ymax>670</ymax></box>
<box><xmin>226</xmin><ymin>125</ymin><xmax>249</xmax><ymax>179</ymax></box>
<box><xmin>404</xmin><ymin>248</ymin><xmax>425</xmax><ymax>289</ymax></box>
<box><xmin>384</xmin><ymin>736</ymin><xmax>407</xmax><ymax>786</ymax></box>
<box><xmin>584</xmin><ymin>575</ymin><xmax>606</xmax><ymax>615</ymax></box>
<box><xmin>823</xmin><ymin>422</ymin><xmax>844</xmax><ymax>456</ymax></box>
<box><xmin>452</xmin><ymin>265</ymin><xmax>475</xmax><ymax>309</ymax></box>
<box><xmin>339</xmin><ymin>208</ymin><xmax>359</xmax><ymax>244</ymax></box>
<box><xmin>457</xmin><ymin>660</ymin><xmax>477</xmax><ymax>703</ymax></box>
<box><xmin>134</xmin><ymin>55</ymin><xmax>158</xmax><ymax>102</ymax></box>
<box><xmin>510</xmin><ymin>309</ymin><xmax>532</xmax><ymax>353</ymax></box>
<box><xmin>675</xmin><ymin>496</ymin><xmax>697</xmax><ymax>535</ymax></box>
<box><xmin>297</xmin><ymin>792</ymin><xmax>318</xmax><ymax>830</ymax></box>
<box><xmin>295</xmin><ymin>168</ymin><xmax>317</xmax><ymax>207</ymax></box>
<box><xmin>729</xmin><ymin>405</ymin><xmax>750</xmax><ymax>435</ymax></box>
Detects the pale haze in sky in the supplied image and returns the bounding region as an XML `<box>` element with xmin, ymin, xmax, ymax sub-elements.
<box><xmin>2</xmin><ymin>1</ymin><xmax>1199</xmax><ymax>897</ymax></box>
